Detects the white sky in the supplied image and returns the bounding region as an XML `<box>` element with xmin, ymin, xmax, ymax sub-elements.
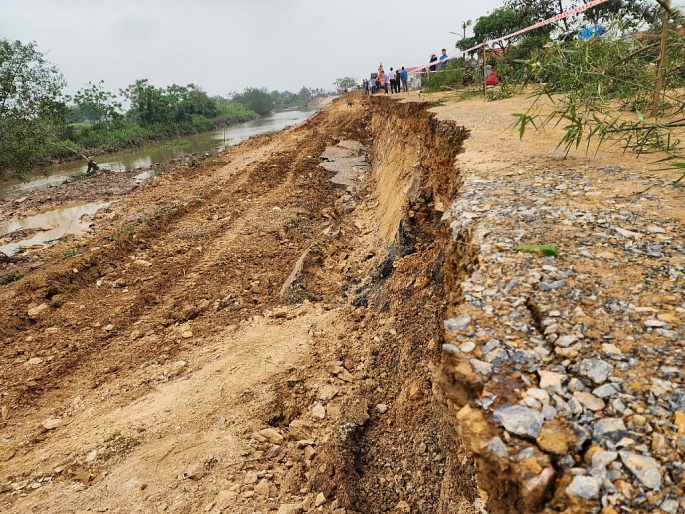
<box><xmin>0</xmin><ymin>0</ymin><xmax>504</xmax><ymax>96</ymax></box>
<box><xmin>2</xmin><ymin>0</ymin><xmax>682</xmax><ymax>97</ymax></box>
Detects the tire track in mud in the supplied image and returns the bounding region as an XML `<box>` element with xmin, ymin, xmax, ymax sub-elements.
<box><xmin>0</xmin><ymin>102</ymin><xmax>367</xmax><ymax>436</ymax></box>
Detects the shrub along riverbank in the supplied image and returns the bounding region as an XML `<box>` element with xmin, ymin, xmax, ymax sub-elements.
<box><xmin>1</xmin><ymin>38</ymin><xmax>335</xmax><ymax>179</ymax></box>
<box><xmin>44</xmin><ymin>104</ymin><xmax>258</xmax><ymax>165</ymax></box>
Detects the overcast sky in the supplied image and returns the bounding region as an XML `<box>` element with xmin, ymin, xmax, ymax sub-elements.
<box><xmin>1</xmin><ymin>0</ymin><xmax>506</xmax><ymax>97</ymax></box>
<box><xmin>3</xmin><ymin>0</ymin><xmax>684</xmax><ymax>98</ymax></box>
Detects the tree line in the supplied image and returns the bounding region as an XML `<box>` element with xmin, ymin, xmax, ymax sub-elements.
<box><xmin>0</xmin><ymin>38</ymin><xmax>331</xmax><ymax>180</ymax></box>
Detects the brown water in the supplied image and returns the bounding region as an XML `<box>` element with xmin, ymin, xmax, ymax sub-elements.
<box><xmin>0</xmin><ymin>109</ymin><xmax>315</xmax><ymax>198</ymax></box>
<box><xmin>0</xmin><ymin>202</ymin><xmax>110</xmax><ymax>257</ymax></box>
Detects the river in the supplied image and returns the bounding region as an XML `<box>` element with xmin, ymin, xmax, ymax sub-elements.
<box><xmin>0</xmin><ymin>109</ymin><xmax>316</xmax><ymax>198</ymax></box>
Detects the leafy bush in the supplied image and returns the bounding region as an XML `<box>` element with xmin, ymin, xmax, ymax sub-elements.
<box><xmin>0</xmin><ymin>272</ymin><xmax>23</xmax><ymax>285</ymax></box>
<box><xmin>423</xmin><ymin>60</ymin><xmax>467</xmax><ymax>93</ymax></box>
<box><xmin>63</xmin><ymin>248</ymin><xmax>78</xmax><ymax>260</ymax></box>
<box><xmin>514</xmin><ymin>15</ymin><xmax>685</xmax><ymax>184</ymax></box>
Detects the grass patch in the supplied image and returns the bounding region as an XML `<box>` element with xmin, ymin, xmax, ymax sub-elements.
<box><xmin>0</xmin><ymin>272</ymin><xmax>23</xmax><ymax>285</ymax></box>
<box><xmin>155</xmin><ymin>207</ymin><xmax>175</xmax><ymax>217</ymax></box>
<box><xmin>150</xmin><ymin>139</ymin><xmax>191</xmax><ymax>150</ymax></box>
<box><xmin>106</xmin><ymin>225</ymin><xmax>134</xmax><ymax>242</ymax></box>
<box><xmin>63</xmin><ymin>248</ymin><xmax>78</xmax><ymax>260</ymax></box>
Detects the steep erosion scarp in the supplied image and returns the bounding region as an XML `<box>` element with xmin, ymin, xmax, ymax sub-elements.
<box><xmin>0</xmin><ymin>95</ymin><xmax>481</xmax><ymax>514</ymax></box>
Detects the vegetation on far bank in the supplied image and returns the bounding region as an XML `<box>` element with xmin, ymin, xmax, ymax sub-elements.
<box><xmin>0</xmin><ymin>39</ymin><xmax>333</xmax><ymax>180</ymax></box>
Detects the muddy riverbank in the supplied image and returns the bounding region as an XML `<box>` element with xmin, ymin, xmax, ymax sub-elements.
<box><xmin>0</xmin><ymin>109</ymin><xmax>316</xmax><ymax>200</ymax></box>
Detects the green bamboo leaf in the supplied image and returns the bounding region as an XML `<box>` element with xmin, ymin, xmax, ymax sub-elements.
<box><xmin>514</xmin><ymin>245</ymin><xmax>560</xmax><ymax>257</ymax></box>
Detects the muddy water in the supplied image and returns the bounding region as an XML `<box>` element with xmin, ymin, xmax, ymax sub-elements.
<box><xmin>0</xmin><ymin>109</ymin><xmax>315</xmax><ymax>198</ymax></box>
<box><xmin>0</xmin><ymin>202</ymin><xmax>110</xmax><ymax>256</ymax></box>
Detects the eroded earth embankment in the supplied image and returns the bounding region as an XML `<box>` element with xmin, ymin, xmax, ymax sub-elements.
<box><xmin>0</xmin><ymin>95</ymin><xmax>481</xmax><ymax>514</ymax></box>
<box><xmin>3</xmin><ymin>91</ymin><xmax>684</xmax><ymax>514</ymax></box>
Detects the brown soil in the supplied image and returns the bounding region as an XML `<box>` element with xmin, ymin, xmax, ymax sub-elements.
<box><xmin>6</xmin><ymin>89</ymin><xmax>679</xmax><ymax>514</ymax></box>
<box><xmin>0</xmin><ymin>95</ymin><xmax>480</xmax><ymax>513</ymax></box>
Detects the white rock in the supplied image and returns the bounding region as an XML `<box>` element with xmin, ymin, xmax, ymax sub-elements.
<box><xmin>277</xmin><ymin>504</ymin><xmax>302</xmax><ymax>514</ymax></box>
<box><xmin>555</xmin><ymin>335</ymin><xmax>578</xmax><ymax>347</ymax></box>
<box><xmin>538</xmin><ymin>370</ymin><xmax>567</xmax><ymax>388</ymax></box>
<box><xmin>459</xmin><ymin>342</ymin><xmax>476</xmax><ymax>353</ymax></box>
<box><xmin>522</xmin><ymin>397</ymin><xmax>542</xmax><ymax>410</ymax></box>
<box><xmin>566</xmin><ymin>475</ymin><xmax>599</xmax><ymax>500</ymax></box>
<box><xmin>312</xmin><ymin>404</ymin><xmax>326</xmax><ymax>420</ymax></box>
<box><xmin>258</xmin><ymin>428</ymin><xmax>284</xmax><ymax>445</ymax></box>
<box><xmin>526</xmin><ymin>388</ymin><xmax>550</xmax><ymax>405</ymax></box>
<box><xmin>619</xmin><ymin>451</ymin><xmax>662</xmax><ymax>490</ymax></box>
<box><xmin>646</xmin><ymin>225</ymin><xmax>666</xmax><ymax>234</ymax></box>
<box><xmin>574</xmin><ymin>391</ymin><xmax>605</xmax><ymax>411</ymax></box>
<box><xmin>492</xmin><ymin>405</ymin><xmax>544</xmax><ymax>438</ymax></box>
<box><xmin>43</xmin><ymin>418</ymin><xmax>62</xmax><ymax>430</ymax></box>
<box><xmin>601</xmin><ymin>343</ymin><xmax>622</xmax><ymax>355</ymax></box>
<box><xmin>28</xmin><ymin>304</ymin><xmax>49</xmax><ymax>319</ymax></box>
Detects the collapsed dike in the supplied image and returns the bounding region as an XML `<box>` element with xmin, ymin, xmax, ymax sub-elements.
<box><xmin>296</xmin><ymin>95</ymin><xmax>685</xmax><ymax>514</ymax></box>
<box><xmin>1</xmin><ymin>94</ymin><xmax>684</xmax><ymax>514</ymax></box>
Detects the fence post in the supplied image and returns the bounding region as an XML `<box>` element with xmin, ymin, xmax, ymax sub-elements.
<box><xmin>482</xmin><ymin>41</ymin><xmax>487</xmax><ymax>96</ymax></box>
<box><xmin>652</xmin><ymin>0</ymin><xmax>670</xmax><ymax>116</ymax></box>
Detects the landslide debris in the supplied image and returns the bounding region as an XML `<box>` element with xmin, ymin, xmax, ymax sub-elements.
<box><xmin>0</xmin><ymin>94</ymin><xmax>481</xmax><ymax>514</ymax></box>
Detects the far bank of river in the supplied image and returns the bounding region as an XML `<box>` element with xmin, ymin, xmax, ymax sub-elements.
<box><xmin>0</xmin><ymin>109</ymin><xmax>316</xmax><ymax>198</ymax></box>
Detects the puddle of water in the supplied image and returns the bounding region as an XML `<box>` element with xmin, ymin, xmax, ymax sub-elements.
<box><xmin>133</xmin><ymin>170</ymin><xmax>156</xmax><ymax>184</ymax></box>
<box><xmin>0</xmin><ymin>202</ymin><xmax>110</xmax><ymax>256</ymax></box>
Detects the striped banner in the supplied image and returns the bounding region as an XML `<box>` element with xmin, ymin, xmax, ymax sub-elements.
<box><xmin>488</xmin><ymin>0</ymin><xmax>612</xmax><ymax>46</ymax></box>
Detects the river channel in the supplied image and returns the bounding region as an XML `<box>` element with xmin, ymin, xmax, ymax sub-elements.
<box><xmin>0</xmin><ymin>109</ymin><xmax>315</xmax><ymax>199</ymax></box>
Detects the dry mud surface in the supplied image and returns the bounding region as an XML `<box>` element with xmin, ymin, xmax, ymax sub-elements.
<box><xmin>0</xmin><ymin>92</ymin><xmax>684</xmax><ymax>514</ymax></box>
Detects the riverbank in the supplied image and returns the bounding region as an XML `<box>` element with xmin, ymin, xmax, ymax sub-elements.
<box><xmin>38</xmin><ymin>108</ymin><xmax>259</xmax><ymax>168</ymax></box>
<box><xmin>0</xmin><ymin>92</ymin><xmax>684</xmax><ymax>514</ymax></box>
<box><xmin>1</xmin><ymin>109</ymin><xmax>316</xmax><ymax>200</ymax></box>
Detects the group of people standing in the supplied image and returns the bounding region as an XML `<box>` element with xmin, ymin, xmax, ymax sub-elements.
<box><xmin>428</xmin><ymin>49</ymin><xmax>450</xmax><ymax>72</ymax></box>
<box><xmin>363</xmin><ymin>62</ymin><xmax>408</xmax><ymax>95</ymax></box>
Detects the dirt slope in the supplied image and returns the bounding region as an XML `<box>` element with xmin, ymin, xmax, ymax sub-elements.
<box><xmin>6</xmin><ymin>90</ymin><xmax>682</xmax><ymax>514</ymax></box>
<box><xmin>0</xmin><ymin>96</ymin><xmax>480</xmax><ymax>513</ymax></box>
